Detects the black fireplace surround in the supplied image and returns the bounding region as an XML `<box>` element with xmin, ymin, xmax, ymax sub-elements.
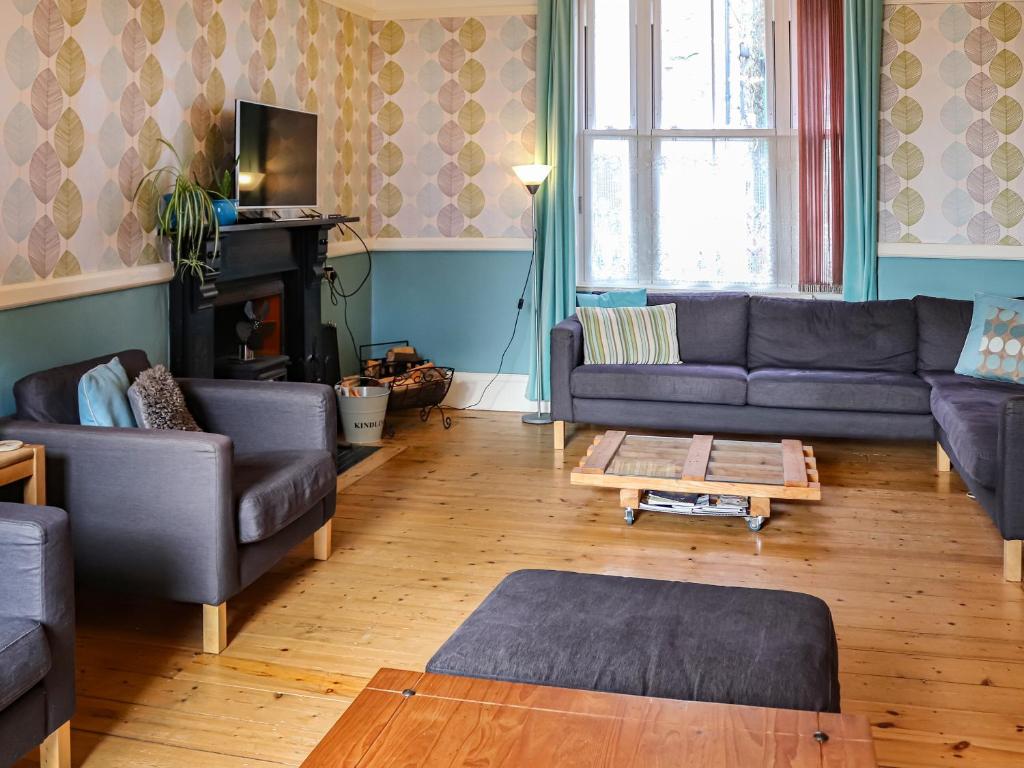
<box><xmin>169</xmin><ymin>217</ymin><xmax>353</xmax><ymax>384</ymax></box>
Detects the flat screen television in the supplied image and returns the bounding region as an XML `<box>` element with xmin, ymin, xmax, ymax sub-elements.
<box><xmin>235</xmin><ymin>100</ymin><xmax>318</xmax><ymax>210</ymax></box>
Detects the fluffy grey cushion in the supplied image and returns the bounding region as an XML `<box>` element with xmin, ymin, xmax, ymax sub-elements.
<box><xmin>127</xmin><ymin>366</ymin><xmax>202</xmax><ymax>431</ymax></box>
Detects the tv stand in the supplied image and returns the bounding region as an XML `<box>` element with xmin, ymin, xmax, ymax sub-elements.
<box><xmin>236</xmin><ymin>213</ymin><xmax>276</xmax><ymax>224</ymax></box>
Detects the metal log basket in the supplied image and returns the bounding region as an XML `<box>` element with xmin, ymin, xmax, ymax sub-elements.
<box><xmin>387</xmin><ymin>366</ymin><xmax>455</xmax><ymax>429</ymax></box>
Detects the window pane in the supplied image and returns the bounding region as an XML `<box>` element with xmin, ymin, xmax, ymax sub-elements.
<box><xmin>660</xmin><ymin>0</ymin><xmax>770</xmax><ymax>129</ymax></box>
<box><xmin>591</xmin><ymin>0</ymin><xmax>633</xmax><ymax>129</ymax></box>
<box><xmin>653</xmin><ymin>138</ymin><xmax>774</xmax><ymax>287</ymax></box>
<box><xmin>587</xmin><ymin>138</ymin><xmax>637</xmax><ymax>284</ymax></box>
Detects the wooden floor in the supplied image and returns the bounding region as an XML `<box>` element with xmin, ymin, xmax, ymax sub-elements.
<box><xmin>15</xmin><ymin>412</ymin><xmax>1024</xmax><ymax>768</ymax></box>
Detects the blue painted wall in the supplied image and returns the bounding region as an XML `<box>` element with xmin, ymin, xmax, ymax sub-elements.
<box><xmin>0</xmin><ymin>284</ymin><xmax>169</xmax><ymax>416</ymax></box>
<box><xmin>370</xmin><ymin>250</ymin><xmax>532</xmax><ymax>375</ymax></box>
<box><xmin>879</xmin><ymin>257</ymin><xmax>1024</xmax><ymax>300</ymax></box>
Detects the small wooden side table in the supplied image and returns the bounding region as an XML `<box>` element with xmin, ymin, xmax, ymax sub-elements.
<box><xmin>0</xmin><ymin>444</ymin><xmax>46</xmax><ymax>505</ymax></box>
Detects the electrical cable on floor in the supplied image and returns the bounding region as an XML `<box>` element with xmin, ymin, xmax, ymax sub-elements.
<box><xmin>455</xmin><ymin>247</ymin><xmax>535</xmax><ymax>411</ymax></box>
<box><xmin>324</xmin><ymin>221</ymin><xmax>372</xmax><ymax>370</ymax></box>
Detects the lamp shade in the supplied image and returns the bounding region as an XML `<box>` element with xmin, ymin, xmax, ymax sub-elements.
<box><xmin>513</xmin><ymin>164</ymin><xmax>552</xmax><ymax>188</ymax></box>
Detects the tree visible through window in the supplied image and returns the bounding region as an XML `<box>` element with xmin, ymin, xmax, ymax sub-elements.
<box><xmin>579</xmin><ymin>0</ymin><xmax>803</xmax><ymax>292</ymax></box>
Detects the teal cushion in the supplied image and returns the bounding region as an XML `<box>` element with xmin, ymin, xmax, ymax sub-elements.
<box><xmin>954</xmin><ymin>293</ymin><xmax>1024</xmax><ymax>385</ymax></box>
<box><xmin>576</xmin><ymin>289</ymin><xmax>648</xmax><ymax>308</ymax></box>
<box><xmin>78</xmin><ymin>356</ymin><xmax>137</xmax><ymax>427</ymax></box>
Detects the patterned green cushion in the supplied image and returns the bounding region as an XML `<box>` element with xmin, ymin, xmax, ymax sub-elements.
<box><xmin>576</xmin><ymin>304</ymin><xmax>682</xmax><ymax>365</ymax></box>
<box><xmin>955</xmin><ymin>293</ymin><xmax>1024</xmax><ymax>385</ymax></box>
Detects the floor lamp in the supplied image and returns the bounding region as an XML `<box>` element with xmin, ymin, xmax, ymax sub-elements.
<box><xmin>513</xmin><ymin>164</ymin><xmax>553</xmax><ymax>426</ymax></box>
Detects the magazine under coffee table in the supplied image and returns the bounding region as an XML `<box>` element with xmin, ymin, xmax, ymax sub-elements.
<box><xmin>570</xmin><ymin>432</ymin><xmax>821</xmax><ymax>531</ymax></box>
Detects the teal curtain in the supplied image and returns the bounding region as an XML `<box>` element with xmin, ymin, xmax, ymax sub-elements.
<box><xmin>842</xmin><ymin>0</ymin><xmax>882</xmax><ymax>301</ymax></box>
<box><xmin>528</xmin><ymin>0</ymin><xmax>576</xmax><ymax>402</ymax></box>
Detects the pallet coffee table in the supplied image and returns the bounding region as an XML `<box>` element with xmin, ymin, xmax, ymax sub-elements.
<box><xmin>570</xmin><ymin>432</ymin><xmax>820</xmax><ymax>531</ymax></box>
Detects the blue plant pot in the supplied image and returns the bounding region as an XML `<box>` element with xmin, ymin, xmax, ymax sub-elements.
<box><xmin>212</xmin><ymin>198</ymin><xmax>238</xmax><ymax>226</ymax></box>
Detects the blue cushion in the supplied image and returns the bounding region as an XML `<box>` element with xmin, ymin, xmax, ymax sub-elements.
<box><xmin>955</xmin><ymin>293</ymin><xmax>1024</xmax><ymax>386</ymax></box>
<box><xmin>78</xmin><ymin>356</ymin><xmax>137</xmax><ymax>427</ymax></box>
<box><xmin>576</xmin><ymin>288</ymin><xmax>647</xmax><ymax>308</ymax></box>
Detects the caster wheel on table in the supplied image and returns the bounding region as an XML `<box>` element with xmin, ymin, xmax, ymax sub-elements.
<box><xmin>624</xmin><ymin>507</ymin><xmax>635</xmax><ymax>526</ymax></box>
<box><xmin>746</xmin><ymin>516</ymin><xmax>766</xmax><ymax>532</ymax></box>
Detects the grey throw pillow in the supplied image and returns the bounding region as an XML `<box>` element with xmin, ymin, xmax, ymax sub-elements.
<box><xmin>127</xmin><ymin>366</ymin><xmax>203</xmax><ymax>431</ymax></box>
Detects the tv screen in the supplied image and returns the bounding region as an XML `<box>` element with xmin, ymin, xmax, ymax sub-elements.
<box><xmin>235</xmin><ymin>101</ymin><xmax>318</xmax><ymax>210</ymax></box>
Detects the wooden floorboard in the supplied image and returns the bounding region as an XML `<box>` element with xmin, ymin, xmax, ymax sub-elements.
<box><xmin>13</xmin><ymin>411</ymin><xmax>1024</xmax><ymax>767</ymax></box>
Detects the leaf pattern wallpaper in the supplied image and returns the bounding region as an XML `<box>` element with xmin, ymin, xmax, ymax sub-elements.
<box><xmin>880</xmin><ymin>2</ymin><xmax>1024</xmax><ymax>246</ymax></box>
<box><xmin>0</xmin><ymin>1</ymin><xmax>539</xmax><ymax>300</ymax></box>
<box><xmin>0</xmin><ymin>0</ymin><xmax>372</xmax><ymax>292</ymax></box>
<box><xmin>365</xmin><ymin>15</ymin><xmax>536</xmax><ymax>239</ymax></box>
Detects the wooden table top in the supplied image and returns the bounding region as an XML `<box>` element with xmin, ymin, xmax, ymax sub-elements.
<box><xmin>571</xmin><ymin>431</ymin><xmax>822</xmax><ymax>501</ymax></box>
<box><xmin>301</xmin><ymin>669</ymin><xmax>876</xmax><ymax>767</ymax></box>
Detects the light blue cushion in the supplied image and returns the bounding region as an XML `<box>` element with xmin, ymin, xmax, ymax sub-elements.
<box><xmin>954</xmin><ymin>293</ymin><xmax>1024</xmax><ymax>386</ymax></box>
<box><xmin>78</xmin><ymin>356</ymin><xmax>137</xmax><ymax>427</ymax></box>
<box><xmin>576</xmin><ymin>289</ymin><xmax>648</xmax><ymax>308</ymax></box>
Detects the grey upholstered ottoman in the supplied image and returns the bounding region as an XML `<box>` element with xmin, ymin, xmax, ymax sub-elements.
<box><xmin>427</xmin><ymin>569</ymin><xmax>840</xmax><ymax>713</ymax></box>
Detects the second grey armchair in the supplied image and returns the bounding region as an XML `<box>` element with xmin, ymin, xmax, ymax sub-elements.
<box><xmin>0</xmin><ymin>350</ymin><xmax>338</xmax><ymax>654</ymax></box>
<box><xmin>0</xmin><ymin>503</ymin><xmax>75</xmax><ymax>768</ymax></box>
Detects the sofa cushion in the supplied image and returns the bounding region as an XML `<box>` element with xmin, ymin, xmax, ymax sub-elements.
<box><xmin>647</xmin><ymin>292</ymin><xmax>749</xmax><ymax>366</ymax></box>
<box><xmin>127</xmin><ymin>365</ymin><xmax>202</xmax><ymax>431</ymax></box>
<box><xmin>914</xmin><ymin>295</ymin><xmax>973</xmax><ymax>371</ymax></box>
<box><xmin>954</xmin><ymin>293</ymin><xmax>1024</xmax><ymax>385</ymax></box>
<box><xmin>571</xmin><ymin>364</ymin><xmax>747</xmax><ymax>406</ymax></box>
<box><xmin>234</xmin><ymin>450</ymin><xmax>336</xmax><ymax>544</ymax></box>
<box><xmin>926</xmin><ymin>372</ymin><xmax>1024</xmax><ymax>489</ymax></box>
<box><xmin>577</xmin><ymin>304</ymin><xmax>682</xmax><ymax>364</ymax></box>
<box><xmin>14</xmin><ymin>349</ymin><xmax>152</xmax><ymax>424</ymax></box>
<box><xmin>0</xmin><ymin>619</ymin><xmax>51</xmax><ymax>713</ymax></box>
<box><xmin>78</xmin><ymin>356</ymin><xmax>137</xmax><ymax>428</ymax></box>
<box><xmin>748</xmin><ymin>297</ymin><xmax>917</xmax><ymax>372</ymax></box>
<box><xmin>427</xmin><ymin>570</ymin><xmax>840</xmax><ymax>713</ymax></box>
<box><xmin>748</xmin><ymin>368</ymin><xmax>932</xmax><ymax>414</ymax></box>
<box><xmin>577</xmin><ymin>288</ymin><xmax>647</xmax><ymax>308</ymax></box>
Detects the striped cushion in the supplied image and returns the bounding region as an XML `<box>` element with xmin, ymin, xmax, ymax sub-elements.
<box><xmin>576</xmin><ymin>304</ymin><xmax>682</xmax><ymax>365</ymax></box>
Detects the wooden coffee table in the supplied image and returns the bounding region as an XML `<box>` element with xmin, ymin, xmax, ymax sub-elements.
<box><xmin>571</xmin><ymin>432</ymin><xmax>820</xmax><ymax>531</ymax></box>
<box><xmin>301</xmin><ymin>668</ymin><xmax>876</xmax><ymax>767</ymax></box>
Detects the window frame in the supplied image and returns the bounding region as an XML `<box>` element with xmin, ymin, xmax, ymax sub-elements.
<box><xmin>577</xmin><ymin>0</ymin><xmax>798</xmax><ymax>293</ymax></box>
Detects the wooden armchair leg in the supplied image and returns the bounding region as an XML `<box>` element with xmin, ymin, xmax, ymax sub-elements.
<box><xmin>203</xmin><ymin>602</ymin><xmax>227</xmax><ymax>654</ymax></box>
<box><xmin>313</xmin><ymin>519</ymin><xmax>333</xmax><ymax>561</ymax></box>
<box><xmin>40</xmin><ymin>720</ymin><xmax>70</xmax><ymax>768</ymax></box>
<box><xmin>1006</xmin><ymin>540</ymin><xmax>1023</xmax><ymax>582</ymax></box>
<box><xmin>553</xmin><ymin>420</ymin><xmax>566</xmax><ymax>451</ymax></box>
<box><xmin>936</xmin><ymin>443</ymin><xmax>951</xmax><ymax>472</ymax></box>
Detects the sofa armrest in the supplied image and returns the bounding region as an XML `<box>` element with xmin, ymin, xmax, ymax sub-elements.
<box><xmin>0</xmin><ymin>420</ymin><xmax>238</xmax><ymax>606</ymax></box>
<box><xmin>179</xmin><ymin>379</ymin><xmax>337</xmax><ymax>454</ymax></box>
<box><xmin>997</xmin><ymin>396</ymin><xmax>1024</xmax><ymax>540</ymax></box>
<box><xmin>551</xmin><ymin>316</ymin><xmax>583</xmax><ymax>422</ymax></box>
<box><xmin>0</xmin><ymin>503</ymin><xmax>75</xmax><ymax>731</ymax></box>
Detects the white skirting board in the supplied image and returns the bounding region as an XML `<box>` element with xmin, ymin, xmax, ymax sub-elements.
<box><xmin>442</xmin><ymin>372</ymin><xmax>550</xmax><ymax>413</ymax></box>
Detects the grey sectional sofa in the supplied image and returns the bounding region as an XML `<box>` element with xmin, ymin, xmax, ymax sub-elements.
<box><xmin>551</xmin><ymin>293</ymin><xmax>1024</xmax><ymax>581</ymax></box>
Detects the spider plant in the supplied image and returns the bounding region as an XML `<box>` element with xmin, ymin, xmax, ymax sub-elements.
<box><xmin>134</xmin><ymin>138</ymin><xmax>221</xmax><ymax>281</ymax></box>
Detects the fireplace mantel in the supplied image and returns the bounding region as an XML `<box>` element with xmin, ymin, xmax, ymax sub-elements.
<box><xmin>169</xmin><ymin>217</ymin><xmax>357</xmax><ymax>383</ymax></box>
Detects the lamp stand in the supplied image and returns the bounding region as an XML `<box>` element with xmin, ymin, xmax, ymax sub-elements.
<box><xmin>522</xmin><ymin>187</ymin><xmax>552</xmax><ymax>426</ymax></box>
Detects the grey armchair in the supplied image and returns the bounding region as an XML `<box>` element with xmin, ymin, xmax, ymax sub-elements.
<box><xmin>0</xmin><ymin>350</ymin><xmax>338</xmax><ymax>654</ymax></box>
<box><xmin>0</xmin><ymin>503</ymin><xmax>75</xmax><ymax>768</ymax></box>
